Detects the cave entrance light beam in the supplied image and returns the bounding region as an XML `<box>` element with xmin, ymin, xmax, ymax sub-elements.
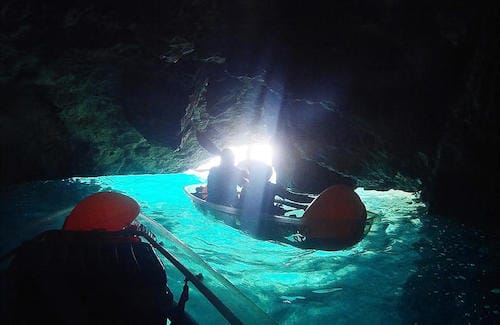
<box><xmin>187</xmin><ymin>143</ymin><xmax>276</xmax><ymax>183</ymax></box>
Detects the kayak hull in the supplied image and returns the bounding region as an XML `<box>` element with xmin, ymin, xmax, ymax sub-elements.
<box><xmin>184</xmin><ymin>184</ymin><xmax>375</xmax><ymax>250</ymax></box>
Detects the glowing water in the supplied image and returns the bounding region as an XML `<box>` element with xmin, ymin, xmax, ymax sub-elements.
<box><xmin>0</xmin><ymin>174</ymin><xmax>431</xmax><ymax>323</ymax></box>
<box><xmin>70</xmin><ymin>174</ymin><xmax>424</xmax><ymax>322</ymax></box>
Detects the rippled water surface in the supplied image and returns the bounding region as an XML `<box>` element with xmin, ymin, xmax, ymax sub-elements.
<box><xmin>1</xmin><ymin>174</ymin><xmax>497</xmax><ymax>324</ymax></box>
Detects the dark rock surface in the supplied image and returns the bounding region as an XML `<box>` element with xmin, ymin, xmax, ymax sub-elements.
<box><xmin>0</xmin><ymin>1</ymin><xmax>498</xmax><ymax>231</ymax></box>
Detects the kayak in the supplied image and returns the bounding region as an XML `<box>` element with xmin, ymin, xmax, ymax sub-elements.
<box><xmin>0</xmin><ymin>192</ymin><xmax>276</xmax><ymax>325</ymax></box>
<box><xmin>184</xmin><ymin>184</ymin><xmax>377</xmax><ymax>251</ymax></box>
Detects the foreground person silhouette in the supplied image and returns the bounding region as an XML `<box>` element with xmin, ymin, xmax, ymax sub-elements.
<box><xmin>206</xmin><ymin>148</ymin><xmax>247</xmax><ymax>207</ymax></box>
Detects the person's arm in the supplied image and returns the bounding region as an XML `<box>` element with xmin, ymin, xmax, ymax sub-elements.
<box><xmin>237</xmin><ymin>169</ymin><xmax>249</xmax><ymax>187</ymax></box>
<box><xmin>275</xmin><ymin>185</ymin><xmax>314</xmax><ymax>203</ymax></box>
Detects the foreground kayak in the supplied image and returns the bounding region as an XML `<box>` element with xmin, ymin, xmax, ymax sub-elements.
<box><xmin>184</xmin><ymin>184</ymin><xmax>378</xmax><ymax>251</ymax></box>
<box><xmin>0</xmin><ymin>192</ymin><xmax>276</xmax><ymax>325</ymax></box>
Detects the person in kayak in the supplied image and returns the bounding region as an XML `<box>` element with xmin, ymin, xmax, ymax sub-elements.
<box><xmin>207</xmin><ymin>148</ymin><xmax>247</xmax><ymax>207</ymax></box>
<box><xmin>240</xmin><ymin>161</ymin><xmax>313</xmax><ymax>234</ymax></box>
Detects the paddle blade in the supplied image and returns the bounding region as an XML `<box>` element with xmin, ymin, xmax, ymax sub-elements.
<box><xmin>196</xmin><ymin>130</ymin><xmax>222</xmax><ymax>155</ymax></box>
<box><xmin>302</xmin><ymin>185</ymin><xmax>367</xmax><ymax>246</ymax></box>
<box><xmin>63</xmin><ymin>192</ymin><xmax>140</xmax><ymax>231</ymax></box>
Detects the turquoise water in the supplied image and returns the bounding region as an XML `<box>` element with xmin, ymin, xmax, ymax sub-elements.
<box><xmin>1</xmin><ymin>173</ymin><xmax>497</xmax><ymax>324</ymax></box>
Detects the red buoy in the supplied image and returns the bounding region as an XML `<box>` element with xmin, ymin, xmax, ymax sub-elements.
<box><xmin>302</xmin><ymin>185</ymin><xmax>367</xmax><ymax>246</ymax></box>
<box><xmin>63</xmin><ymin>192</ymin><xmax>140</xmax><ymax>231</ymax></box>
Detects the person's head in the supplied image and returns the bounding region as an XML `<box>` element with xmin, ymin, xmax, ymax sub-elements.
<box><xmin>220</xmin><ymin>148</ymin><xmax>235</xmax><ymax>166</ymax></box>
<box><xmin>248</xmin><ymin>161</ymin><xmax>273</xmax><ymax>182</ymax></box>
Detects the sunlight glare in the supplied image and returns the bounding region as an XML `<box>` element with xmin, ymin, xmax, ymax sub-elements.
<box><xmin>186</xmin><ymin>143</ymin><xmax>276</xmax><ymax>182</ymax></box>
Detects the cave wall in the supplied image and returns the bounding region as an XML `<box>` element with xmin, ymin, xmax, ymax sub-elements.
<box><xmin>0</xmin><ymin>1</ymin><xmax>498</xmax><ymax>230</ymax></box>
<box><xmin>0</xmin><ymin>1</ymin><xmax>200</xmax><ymax>185</ymax></box>
<box><xmin>421</xmin><ymin>7</ymin><xmax>499</xmax><ymax>228</ymax></box>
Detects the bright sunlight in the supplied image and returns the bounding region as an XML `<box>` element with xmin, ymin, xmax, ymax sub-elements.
<box><xmin>187</xmin><ymin>143</ymin><xmax>276</xmax><ymax>183</ymax></box>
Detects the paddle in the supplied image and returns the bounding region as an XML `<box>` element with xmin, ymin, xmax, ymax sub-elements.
<box><xmin>196</xmin><ymin>130</ymin><xmax>222</xmax><ymax>155</ymax></box>
<box><xmin>274</xmin><ymin>198</ymin><xmax>309</xmax><ymax>210</ymax></box>
<box><xmin>129</xmin><ymin>226</ymin><xmax>243</xmax><ymax>324</ymax></box>
<box><xmin>136</xmin><ymin>214</ymin><xmax>277</xmax><ymax>324</ymax></box>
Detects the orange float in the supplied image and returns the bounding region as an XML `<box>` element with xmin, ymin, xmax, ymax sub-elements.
<box><xmin>63</xmin><ymin>192</ymin><xmax>140</xmax><ymax>231</ymax></box>
<box><xmin>302</xmin><ymin>185</ymin><xmax>367</xmax><ymax>247</ymax></box>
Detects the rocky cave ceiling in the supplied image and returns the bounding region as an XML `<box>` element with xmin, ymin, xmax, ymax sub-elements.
<box><xmin>0</xmin><ymin>1</ymin><xmax>498</xmax><ymax>231</ymax></box>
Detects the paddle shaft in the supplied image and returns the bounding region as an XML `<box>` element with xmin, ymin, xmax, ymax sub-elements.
<box><xmin>196</xmin><ymin>130</ymin><xmax>222</xmax><ymax>155</ymax></box>
<box><xmin>274</xmin><ymin>198</ymin><xmax>308</xmax><ymax>210</ymax></box>
<box><xmin>132</xmin><ymin>230</ymin><xmax>243</xmax><ymax>325</ymax></box>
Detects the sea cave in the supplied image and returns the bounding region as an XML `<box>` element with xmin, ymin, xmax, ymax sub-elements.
<box><xmin>0</xmin><ymin>1</ymin><xmax>498</xmax><ymax>324</ymax></box>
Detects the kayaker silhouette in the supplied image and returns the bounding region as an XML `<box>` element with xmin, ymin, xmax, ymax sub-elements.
<box><xmin>206</xmin><ymin>148</ymin><xmax>247</xmax><ymax>207</ymax></box>
<box><xmin>240</xmin><ymin>161</ymin><xmax>313</xmax><ymax>235</ymax></box>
